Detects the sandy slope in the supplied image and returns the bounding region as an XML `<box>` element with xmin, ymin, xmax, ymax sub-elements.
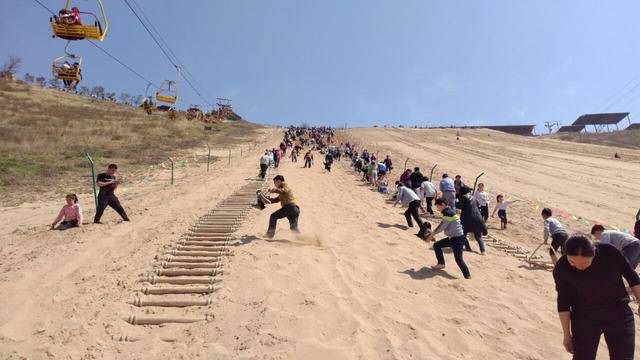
<box><xmin>0</xmin><ymin>128</ymin><xmax>278</xmax><ymax>359</ymax></box>
<box><xmin>1</xmin><ymin>127</ymin><xmax>639</xmax><ymax>359</ymax></box>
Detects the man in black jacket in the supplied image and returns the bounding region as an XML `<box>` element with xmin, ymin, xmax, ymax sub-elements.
<box><xmin>93</xmin><ymin>164</ymin><xmax>130</xmax><ymax>224</ymax></box>
<box><xmin>409</xmin><ymin>167</ymin><xmax>424</xmax><ymax>191</ymax></box>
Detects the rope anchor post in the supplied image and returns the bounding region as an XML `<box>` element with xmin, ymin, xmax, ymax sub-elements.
<box><xmin>168</xmin><ymin>158</ymin><xmax>174</xmax><ymax>185</ymax></box>
<box><xmin>429</xmin><ymin>164</ymin><xmax>438</xmax><ymax>182</ymax></box>
<box><xmin>472</xmin><ymin>172</ymin><xmax>485</xmax><ymax>195</ymax></box>
<box><xmin>85</xmin><ymin>152</ymin><xmax>98</xmax><ymax>212</ymax></box>
<box><xmin>206</xmin><ymin>143</ymin><xmax>211</xmax><ymax>172</ymax></box>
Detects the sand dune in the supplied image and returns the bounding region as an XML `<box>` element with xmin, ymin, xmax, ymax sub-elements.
<box><xmin>1</xmin><ymin>127</ymin><xmax>638</xmax><ymax>359</ymax></box>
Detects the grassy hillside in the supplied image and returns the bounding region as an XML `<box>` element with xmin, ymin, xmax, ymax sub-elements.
<box><xmin>551</xmin><ymin>129</ymin><xmax>640</xmax><ymax>150</ymax></box>
<box><xmin>0</xmin><ymin>78</ymin><xmax>263</xmax><ymax>205</ymax></box>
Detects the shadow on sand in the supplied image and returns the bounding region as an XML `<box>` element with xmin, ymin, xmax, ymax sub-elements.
<box><xmin>377</xmin><ymin>222</ymin><xmax>410</xmax><ymax>230</ymax></box>
<box><xmin>230</xmin><ymin>235</ymin><xmax>259</xmax><ymax>246</ymax></box>
<box><xmin>399</xmin><ymin>267</ymin><xmax>457</xmax><ymax>280</ymax></box>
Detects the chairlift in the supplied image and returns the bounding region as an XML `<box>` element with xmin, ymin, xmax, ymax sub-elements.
<box><xmin>156</xmin><ymin>67</ymin><xmax>180</xmax><ymax>104</ymax></box>
<box><xmin>51</xmin><ymin>42</ymin><xmax>82</xmax><ymax>88</ymax></box>
<box><xmin>50</xmin><ymin>0</ymin><xmax>109</xmax><ymax>41</ymax></box>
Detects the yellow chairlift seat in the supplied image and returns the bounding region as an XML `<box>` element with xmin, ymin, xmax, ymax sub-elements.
<box><xmin>156</xmin><ymin>80</ymin><xmax>178</xmax><ymax>104</ymax></box>
<box><xmin>52</xmin><ymin>54</ymin><xmax>82</xmax><ymax>82</ymax></box>
<box><xmin>50</xmin><ymin>0</ymin><xmax>108</xmax><ymax>41</ymax></box>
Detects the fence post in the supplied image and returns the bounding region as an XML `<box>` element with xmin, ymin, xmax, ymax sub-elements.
<box><xmin>85</xmin><ymin>152</ymin><xmax>98</xmax><ymax>212</ymax></box>
<box><xmin>240</xmin><ymin>146</ymin><xmax>243</xmax><ymax>158</ymax></box>
<box><xmin>228</xmin><ymin>149</ymin><xmax>231</xmax><ymax>165</ymax></box>
<box><xmin>169</xmin><ymin>158</ymin><xmax>174</xmax><ymax>185</ymax></box>
<box><xmin>206</xmin><ymin>143</ymin><xmax>211</xmax><ymax>172</ymax></box>
<box><xmin>471</xmin><ymin>172</ymin><xmax>485</xmax><ymax>195</ymax></box>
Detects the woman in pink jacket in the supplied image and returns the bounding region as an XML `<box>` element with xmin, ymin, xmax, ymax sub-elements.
<box><xmin>51</xmin><ymin>194</ymin><xmax>83</xmax><ymax>230</ymax></box>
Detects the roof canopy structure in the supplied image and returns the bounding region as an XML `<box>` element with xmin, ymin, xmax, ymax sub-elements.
<box><xmin>557</xmin><ymin>125</ymin><xmax>585</xmax><ymax>133</ymax></box>
<box><xmin>558</xmin><ymin>125</ymin><xmax>585</xmax><ymax>132</ymax></box>
<box><xmin>570</xmin><ymin>112</ymin><xmax>630</xmax><ymax>132</ymax></box>
<box><xmin>484</xmin><ymin>125</ymin><xmax>536</xmax><ymax>136</ymax></box>
<box><xmin>572</xmin><ymin>113</ymin><xmax>629</xmax><ymax>126</ymax></box>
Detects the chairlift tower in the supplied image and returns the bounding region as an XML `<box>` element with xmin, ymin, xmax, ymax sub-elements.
<box><xmin>216</xmin><ymin>98</ymin><xmax>232</xmax><ymax>119</ymax></box>
<box><xmin>544</xmin><ymin>121</ymin><xmax>561</xmax><ymax>134</ymax></box>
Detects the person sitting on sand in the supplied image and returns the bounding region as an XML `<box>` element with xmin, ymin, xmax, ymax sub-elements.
<box><xmin>393</xmin><ymin>182</ymin><xmax>424</xmax><ymax>230</ymax></box>
<box><xmin>553</xmin><ymin>234</ymin><xmax>640</xmax><ymax>359</ymax></box>
<box><xmin>265</xmin><ymin>175</ymin><xmax>300</xmax><ymax>238</ymax></box>
<box><xmin>378</xmin><ymin>177</ymin><xmax>389</xmax><ymax>194</ymax></box>
<box><xmin>429</xmin><ymin>198</ymin><xmax>471</xmax><ymax>279</ymax></box>
<box><xmin>491</xmin><ymin>194</ymin><xmax>518</xmax><ymax>230</ymax></box>
<box><xmin>541</xmin><ymin>208</ymin><xmax>568</xmax><ymax>265</ymax></box>
<box><xmin>51</xmin><ymin>193</ymin><xmax>83</xmax><ymax>230</ymax></box>
<box><xmin>591</xmin><ymin>225</ymin><xmax>640</xmax><ymax>269</ymax></box>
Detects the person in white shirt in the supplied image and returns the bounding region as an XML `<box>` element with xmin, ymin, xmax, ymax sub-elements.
<box><xmin>259</xmin><ymin>151</ymin><xmax>270</xmax><ymax>179</ymax></box>
<box><xmin>592</xmin><ymin>225</ymin><xmax>640</xmax><ymax>269</ymax></box>
<box><xmin>472</xmin><ymin>183</ymin><xmax>489</xmax><ymax>222</ymax></box>
<box><xmin>491</xmin><ymin>194</ymin><xmax>518</xmax><ymax>230</ymax></box>
<box><xmin>419</xmin><ymin>177</ymin><xmax>437</xmax><ymax>216</ymax></box>
<box><xmin>393</xmin><ymin>182</ymin><xmax>424</xmax><ymax>230</ymax></box>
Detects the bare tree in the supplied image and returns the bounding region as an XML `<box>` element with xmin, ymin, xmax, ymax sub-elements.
<box><xmin>79</xmin><ymin>86</ymin><xmax>90</xmax><ymax>96</ymax></box>
<box><xmin>23</xmin><ymin>73</ymin><xmax>34</xmax><ymax>84</ymax></box>
<box><xmin>91</xmin><ymin>85</ymin><xmax>105</xmax><ymax>99</ymax></box>
<box><xmin>35</xmin><ymin>76</ymin><xmax>46</xmax><ymax>86</ymax></box>
<box><xmin>119</xmin><ymin>93</ymin><xmax>131</xmax><ymax>104</ymax></box>
<box><xmin>106</xmin><ymin>92</ymin><xmax>117</xmax><ymax>102</ymax></box>
<box><xmin>0</xmin><ymin>55</ymin><xmax>22</xmax><ymax>78</ymax></box>
<box><xmin>48</xmin><ymin>78</ymin><xmax>61</xmax><ymax>89</ymax></box>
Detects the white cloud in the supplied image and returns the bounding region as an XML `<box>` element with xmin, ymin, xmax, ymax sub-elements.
<box><xmin>559</xmin><ymin>87</ymin><xmax>577</xmax><ymax>97</ymax></box>
<box><xmin>433</xmin><ymin>75</ymin><xmax>455</xmax><ymax>93</ymax></box>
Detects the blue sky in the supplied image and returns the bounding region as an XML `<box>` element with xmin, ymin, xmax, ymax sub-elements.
<box><xmin>2</xmin><ymin>1</ymin><xmax>640</xmax><ymax>131</ymax></box>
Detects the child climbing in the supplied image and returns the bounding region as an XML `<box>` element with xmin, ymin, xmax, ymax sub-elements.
<box><xmin>491</xmin><ymin>194</ymin><xmax>518</xmax><ymax>230</ymax></box>
<box><xmin>429</xmin><ymin>198</ymin><xmax>471</xmax><ymax>279</ymax></box>
<box><xmin>541</xmin><ymin>208</ymin><xmax>568</xmax><ymax>265</ymax></box>
<box><xmin>473</xmin><ymin>183</ymin><xmax>489</xmax><ymax>222</ymax></box>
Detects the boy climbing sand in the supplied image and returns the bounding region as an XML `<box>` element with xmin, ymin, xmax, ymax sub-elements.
<box><xmin>428</xmin><ymin>198</ymin><xmax>471</xmax><ymax>279</ymax></box>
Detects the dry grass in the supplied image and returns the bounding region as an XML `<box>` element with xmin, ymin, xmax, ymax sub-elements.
<box><xmin>0</xmin><ymin>78</ymin><xmax>264</xmax><ymax>205</ymax></box>
<box><xmin>551</xmin><ymin>130</ymin><xmax>640</xmax><ymax>150</ymax></box>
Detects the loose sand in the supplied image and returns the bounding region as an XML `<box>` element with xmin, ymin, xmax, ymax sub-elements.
<box><xmin>1</xmin><ymin>127</ymin><xmax>639</xmax><ymax>359</ymax></box>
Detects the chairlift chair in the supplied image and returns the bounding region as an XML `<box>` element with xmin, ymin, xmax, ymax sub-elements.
<box><xmin>156</xmin><ymin>80</ymin><xmax>178</xmax><ymax>104</ymax></box>
<box><xmin>50</xmin><ymin>0</ymin><xmax>109</xmax><ymax>41</ymax></box>
<box><xmin>51</xmin><ymin>54</ymin><xmax>82</xmax><ymax>83</ymax></box>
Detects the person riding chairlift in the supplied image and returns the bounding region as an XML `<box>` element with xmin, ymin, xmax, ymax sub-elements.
<box><xmin>57</xmin><ymin>7</ymin><xmax>82</xmax><ymax>26</ymax></box>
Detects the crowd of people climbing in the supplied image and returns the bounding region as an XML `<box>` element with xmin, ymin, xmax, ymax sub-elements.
<box><xmin>255</xmin><ymin>126</ymin><xmax>640</xmax><ymax>360</ymax></box>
